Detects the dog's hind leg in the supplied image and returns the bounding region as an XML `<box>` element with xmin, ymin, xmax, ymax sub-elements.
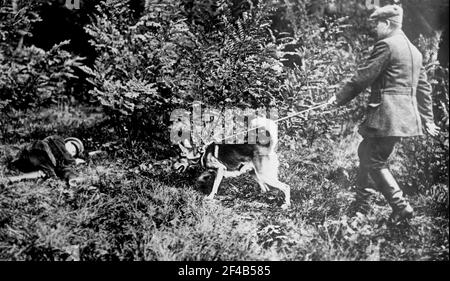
<box><xmin>206</xmin><ymin>167</ymin><xmax>225</xmax><ymax>200</ymax></box>
<box><xmin>250</xmin><ymin>170</ymin><xmax>269</xmax><ymax>193</ymax></box>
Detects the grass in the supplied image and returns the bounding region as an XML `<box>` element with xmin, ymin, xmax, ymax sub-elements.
<box><xmin>0</xmin><ymin>106</ymin><xmax>448</xmax><ymax>261</ymax></box>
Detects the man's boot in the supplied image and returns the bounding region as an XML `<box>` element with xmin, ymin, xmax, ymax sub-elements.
<box><xmin>350</xmin><ymin>167</ymin><xmax>374</xmax><ymax>215</ymax></box>
<box><xmin>369</xmin><ymin>168</ymin><xmax>414</xmax><ymax>223</ymax></box>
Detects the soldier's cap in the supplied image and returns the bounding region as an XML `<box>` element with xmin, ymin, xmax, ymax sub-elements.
<box><xmin>369</xmin><ymin>5</ymin><xmax>403</xmax><ymax>25</ymax></box>
<box><xmin>64</xmin><ymin>137</ymin><xmax>84</xmax><ymax>157</ymax></box>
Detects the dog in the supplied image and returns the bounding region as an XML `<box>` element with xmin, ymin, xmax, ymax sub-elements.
<box><xmin>177</xmin><ymin>117</ymin><xmax>291</xmax><ymax>209</ymax></box>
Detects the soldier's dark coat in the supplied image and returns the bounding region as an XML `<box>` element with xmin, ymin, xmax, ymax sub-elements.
<box><xmin>336</xmin><ymin>30</ymin><xmax>434</xmax><ymax>137</ymax></box>
<box><xmin>11</xmin><ymin>135</ymin><xmax>76</xmax><ymax>181</ymax></box>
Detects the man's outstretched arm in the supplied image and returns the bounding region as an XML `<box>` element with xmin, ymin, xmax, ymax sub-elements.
<box><xmin>334</xmin><ymin>41</ymin><xmax>391</xmax><ymax>106</ymax></box>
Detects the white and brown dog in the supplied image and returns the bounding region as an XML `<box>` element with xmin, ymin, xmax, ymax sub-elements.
<box><xmin>177</xmin><ymin>117</ymin><xmax>291</xmax><ymax>209</ymax></box>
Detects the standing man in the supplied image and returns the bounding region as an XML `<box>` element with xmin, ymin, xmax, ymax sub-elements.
<box><xmin>329</xmin><ymin>5</ymin><xmax>440</xmax><ymax>223</ymax></box>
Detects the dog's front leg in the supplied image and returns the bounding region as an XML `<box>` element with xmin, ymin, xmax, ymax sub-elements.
<box><xmin>206</xmin><ymin>167</ymin><xmax>225</xmax><ymax>200</ymax></box>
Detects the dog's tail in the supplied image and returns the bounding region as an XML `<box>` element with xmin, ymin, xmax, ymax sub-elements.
<box><xmin>250</xmin><ymin>117</ymin><xmax>278</xmax><ymax>153</ymax></box>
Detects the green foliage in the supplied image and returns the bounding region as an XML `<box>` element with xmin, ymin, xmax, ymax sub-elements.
<box><xmin>0</xmin><ymin>2</ymin><xmax>86</xmax><ymax>138</ymax></box>
<box><xmin>0</xmin><ymin>41</ymin><xmax>84</xmax><ymax>112</ymax></box>
<box><xmin>273</xmin><ymin>1</ymin><xmax>373</xmax><ymax>148</ymax></box>
<box><xmin>85</xmin><ymin>0</ymin><xmax>376</xmax><ymax>152</ymax></box>
<box><xmin>86</xmin><ymin>0</ymin><xmax>287</xmax><ymax>152</ymax></box>
<box><xmin>85</xmin><ymin>0</ymin><xmax>196</xmax><ymax>151</ymax></box>
<box><xmin>188</xmin><ymin>2</ymin><xmax>286</xmax><ymax>107</ymax></box>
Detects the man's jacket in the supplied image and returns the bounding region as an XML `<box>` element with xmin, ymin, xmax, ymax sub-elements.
<box><xmin>11</xmin><ymin>135</ymin><xmax>76</xmax><ymax>180</ymax></box>
<box><xmin>336</xmin><ymin>30</ymin><xmax>434</xmax><ymax>137</ymax></box>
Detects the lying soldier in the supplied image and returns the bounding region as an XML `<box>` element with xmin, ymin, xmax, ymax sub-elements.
<box><xmin>7</xmin><ymin>135</ymin><xmax>84</xmax><ymax>185</ymax></box>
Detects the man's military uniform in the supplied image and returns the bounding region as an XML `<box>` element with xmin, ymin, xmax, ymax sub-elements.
<box><xmin>335</xmin><ymin>5</ymin><xmax>435</xmax><ymax>221</ymax></box>
<box><xmin>11</xmin><ymin>135</ymin><xmax>78</xmax><ymax>182</ymax></box>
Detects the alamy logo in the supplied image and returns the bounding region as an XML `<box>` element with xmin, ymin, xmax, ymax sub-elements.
<box><xmin>65</xmin><ymin>0</ymin><xmax>80</xmax><ymax>10</ymax></box>
<box><xmin>170</xmin><ymin>102</ymin><xmax>279</xmax><ymax>146</ymax></box>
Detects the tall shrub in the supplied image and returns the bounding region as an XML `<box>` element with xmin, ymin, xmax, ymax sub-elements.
<box><xmin>86</xmin><ymin>0</ymin><xmax>287</xmax><ymax>153</ymax></box>
<box><xmin>0</xmin><ymin>1</ymin><xmax>86</xmax><ymax>140</ymax></box>
<box><xmin>270</xmin><ymin>0</ymin><xmax>374</xmax><ymax>148</ymax></box>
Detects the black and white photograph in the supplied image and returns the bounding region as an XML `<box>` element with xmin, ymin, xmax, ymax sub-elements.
<box><xmin>0</xmin><ymin>0</ymin><xmax>448</xmax><ymax>265</ymax></box>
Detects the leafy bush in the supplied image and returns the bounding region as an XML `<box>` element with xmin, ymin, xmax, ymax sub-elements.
<box><xmin>186</xmin><ymin>2</ymin><xmax>286</xmax><ymax>108</ymax></box>
<box><xmin>86</xmin><ymin>0</ymin><xmax>288</xmax><ymax>154</ymax></box>
<box><xmin>85</xmin><ymin>0</ymin><xmax>378</xmax><ymax>152</ymax></box>
<box><xmin>272</xmin><ymin>0</ymin><xmax>374</xmax><ymax>149</ymax></box>
<box><xmin>85</xmin><ymin>0</ymin><xmax>194</xmax><ymax>152</ymax></box>
<box><xmin>0</xmin><ymin>2</ymin><xmax>86</xmax><ymax>139</ymax></box>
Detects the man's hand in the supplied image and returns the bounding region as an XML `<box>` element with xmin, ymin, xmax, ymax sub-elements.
<box><xmin>424</xmin><ymin>122</ymin><xmax>440</xmax><ymax>137</ymax></box>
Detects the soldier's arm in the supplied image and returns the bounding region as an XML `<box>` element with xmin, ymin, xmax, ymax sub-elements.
<box><xmin>336</xmin><ymin>41</ymin><xmax>391</xmax><ymax>106</ymax></box>
<box><xmin>416</xmin><ymin>65</ymin><xmax>434</xmax><ymax>124</ymax></box>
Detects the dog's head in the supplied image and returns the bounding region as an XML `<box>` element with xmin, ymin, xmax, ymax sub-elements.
<box><xmin>173</xmin><ymin>139</ymin><xmax>204</xmax><ymax>173</ymax></box>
